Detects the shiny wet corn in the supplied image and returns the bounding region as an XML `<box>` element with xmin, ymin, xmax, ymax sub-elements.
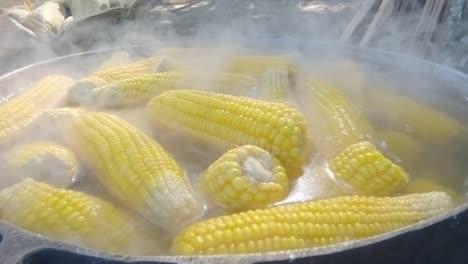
<box><xmin>68</xmin><ymin>112</ymin><xmax>204</xmax><ymax>229</ymax></box>
<box><xmin>0</xmin><ymin>178</ymin><xmax>163</xmax><ymax>255</ymax></box>
<box><xmin>200</xmin><ymin>145</ymin><xmax>289</xmax><ymax>209</ymax></box>
<box><xmin>172</xmin><ymin>192</ymin><xmax>452</xmax><ymax>254</ymax></box>
<box><xmin>146</xmin><ymin>90</ymin><xmax>313</xmax><ymax>177</ymax></box>
<box><xmin>329</xmin><ymin>141</ymin><xmax>409</xmax><ymax>196</ymax></box>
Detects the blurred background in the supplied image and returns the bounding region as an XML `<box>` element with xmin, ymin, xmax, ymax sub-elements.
<box><xmin>1</xmin><ymin>0</ymin><xmax>468</xmax><ymax>75</ymax></box>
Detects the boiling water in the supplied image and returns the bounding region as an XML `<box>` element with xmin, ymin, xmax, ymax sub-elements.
<box><xmin>0</xmin><ymin>46</ymin><xmax>467</xmax><ymax>256</ymax></box>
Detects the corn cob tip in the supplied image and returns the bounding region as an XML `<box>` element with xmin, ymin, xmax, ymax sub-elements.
<box><xmin>201</xmin><ymin>145</ymin><xmax>289</xmax><ymax>209</ymax></box>
<box><xmin>67</xmin><ymin>78</ymin><xmax>103</xmax><ymax>106</ymax></box>
<box><xmin>329</xmin><ymin>141</ymin><xmax>410</xmax><ymax>196</ymax></box>
<box><xmin>172</xmin><ymin>191</ymin><xmax>453</xmax><ymax>255</ymax></box>
<box><xmin>6</xmin><ymin>142</ymin><xmax>80</xmax><ymax>189</ymax></box>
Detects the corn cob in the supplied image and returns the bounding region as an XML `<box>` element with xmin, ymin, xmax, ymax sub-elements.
<box><xmin>99</xmin><ymin>51</ymin><xmax>131</xmax><ymax>69</ymax></box>
<box><xmin>92</xmin><ymin>57</ymin><xmax>159</xmax><ymax>82</ymax></box>
<box><xmin>200</xmin><ymin>145</ymin><xmax>289</xmax><ymax>209</ymax></box>
<box><xmin>68</xmin><ymin>112</ymin><xmax>204</xmax><ymax>229</ymax></box>
<box><xmin>376</xmin><ymin>130</ymin><xmax>424</xmax><ymax>169</ymax></box>
<box><xmin>329</xmin><ymin>141</ymin><xmax>409</xmax><ymax>196</ymax></box>
<box><xmin>68</xmin><ymin>72</ymin><xmax>184</xmax><ymax>108</ymax></box>
<box><xmin>173</xmin><ymin>191</ymin><xmax>452</xmax><ymax>254</ymax></box>
<box><xmin>0</xmin><ymin>75</ymin><xmax>74</xmax><ymax>145</ymax></box>
<box><xmin>227</xmin><ymin>55</ymin><xmax>297</xmax><ymax>81</ymax></box>
<box><xmin>6</xmin><ymin>142</ymin><xmax>80</xmax><ymax>188</ymax></box>
<box><xmin>365</xmin><ymin>88</ymin><xmax>463</xmax><ymax>146</ymax></box>
<box><xmin>303</xmin><ymin>78</ymin><xmax>373</xmax><ymax>157</ymax></box>
<box><xmin>260</xmin><ymin>68</ymin><xmax>290</xmax><ymax>100</ymax></box>
<box><xmin>146</xmin><ymin>90</ymin><xmax>313</xmax><ymax>177</ymax></box>
<box><xmin>0</xmin><ymin>178</ymin><xmax>164</xmax><ymax>255</ymax></box>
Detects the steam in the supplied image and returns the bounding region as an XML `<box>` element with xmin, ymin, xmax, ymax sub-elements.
<box><xmin>0</xmin><ymin>0</ymin><xmax>467</xmax><ymax>257</ymax></box>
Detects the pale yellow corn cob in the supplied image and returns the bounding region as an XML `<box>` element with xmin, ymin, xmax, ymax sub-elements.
<box><xmin>68</xmin><ymin>72</ymin><xmax>183</xmax><ymax>108</ymax></box>
<box><xmin>68</xmin><ymin>112</ymin><xmax>204</xmax><ymax>229</ymax></box>
<box><xmin>260</xmin><ymin>68</ymin><xmax>290</xmax><ymax>100</ymax></box>
<box><xmin>365</xmin><ymin>88</ymin><xmax>463</xmax><ymax>146</ymax></box>
<box><xmin>0</xmin><ymin>178</ymin><xmax>164</xmax><ymax>255</ymax></box>
<box><xmin>99</xmin><ymin>51</ymin><xmax>131</xmax><ymax>69</ymax></box>
<box><xmin>376</xmin><ymin>130</ymin><xmax>424</xmax><ymax>169</ymax></box>
<box><xmin>329</xmin><ymin>141</ymin><xmax>409</xmax><ymax>196</ymax></box>
<box><xmin>303</xmin><ymin>78</ymin><xmax>373</xmax><ymax>157</ymax></box>
<box><xmin>6</xmin><ymin>142</ymin><xmax>80</xmax><ymax>188</ymax></box>
<box><xmin>0</xmin><ymin>75</ymin><xmax>74</xmax><ymax>145</ymax></box>
<box><xmin>146</xmin><ymin>90</ymin><xmax>313</xmax><ymax>177</ymax></box>
<box><xmin>200</xmin><ymin>145</ymin><xmax>289</xmax><ymax>209</ymax></box>
<box><xmin>92</xmin><ymin>56</ymin><xmax>159</xmax><ymax>81</ymax></box>
<box><xmin>68</xmin><ymin>56</ymin><xmax>160</xmax><ymax>106</ymax></box>
<box><xmin>173</xmin><ymin>192</ymin><xmax>452</xmax><ymax>254</ymax></box>
<box><xmin>227</xmin><ymin>55</ymin><xmax>297</xmax><ymax>80</ymax></box>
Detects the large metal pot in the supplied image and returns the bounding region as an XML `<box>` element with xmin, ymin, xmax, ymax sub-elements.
<box><xmin>1</xmin><ymin>41</ymin><xmax>468</xmax><ymax>264</ymax></box>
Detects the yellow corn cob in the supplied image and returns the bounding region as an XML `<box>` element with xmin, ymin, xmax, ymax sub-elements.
<box><xmin>92</xmin><ymin>56</ymin><xmax>159</xmax><ymax>82</ymax></box>
<box><xmin>68</xmin><ymin>112</ymin><xmax>204</xmax><ymax>229</ymax></box>
<box><xmin>173</xmin><ymin>191</ymin><xmax>452</xmax><ymax>254</ymax></box>
<box><xmin>0</xmin><ymin>75</ymin><xmax>74</xmax><ymax>145</ymax></box>
<box><xmin>68</xmin><ymin>72</ymin><xmax>183</xmax><ymax>108</ymax></box>
<box><xmin>329</xmin><ymin>141</ymin><xmax>409</xmax><ymax>196</ymax></box>
<box><xmin>260</xmin><ymin>68</ymin><xmax>290</xmax><ymax>100</ymax></box>
<box><xmin>99</xmin><ymin>51</ymin><xmax>131</xmax><ymax>69</ymax></box>
<box><xmin>376</xmin><ymin>130</ymin><xmax>424</xmax><ymax>169</ymax></box>
<box><xmin>227</xmin><ymin>55</ymin><xmax>297</xmax><ymax>80</ymax></box>
<box><xmin>146</xmin><ymin>90</ymin><xmax>313</xmax><ymax>177</ymax></box>
<box><xmin>6</xmin><ymin>142</ymin><xmax>80</xmax><ymax>188</ymax></box>
<box><xmin>302</xmin><ymin>78</ymin><xmax>373</xmax><ymax>157</ymax></box>
<box><xmin>365</xmin><ymin>88</ymin><xmax>464</xmax><ymax>146</ymax></box>
<box><xmin>200</xmin><ymin>145</ymin><xmax>289</xmax><ymax>209</ymax></box>
<box><xmin>0</xmin><ymin>178</ymin><xmax>164</xmax><ymax>255</ymax></box>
